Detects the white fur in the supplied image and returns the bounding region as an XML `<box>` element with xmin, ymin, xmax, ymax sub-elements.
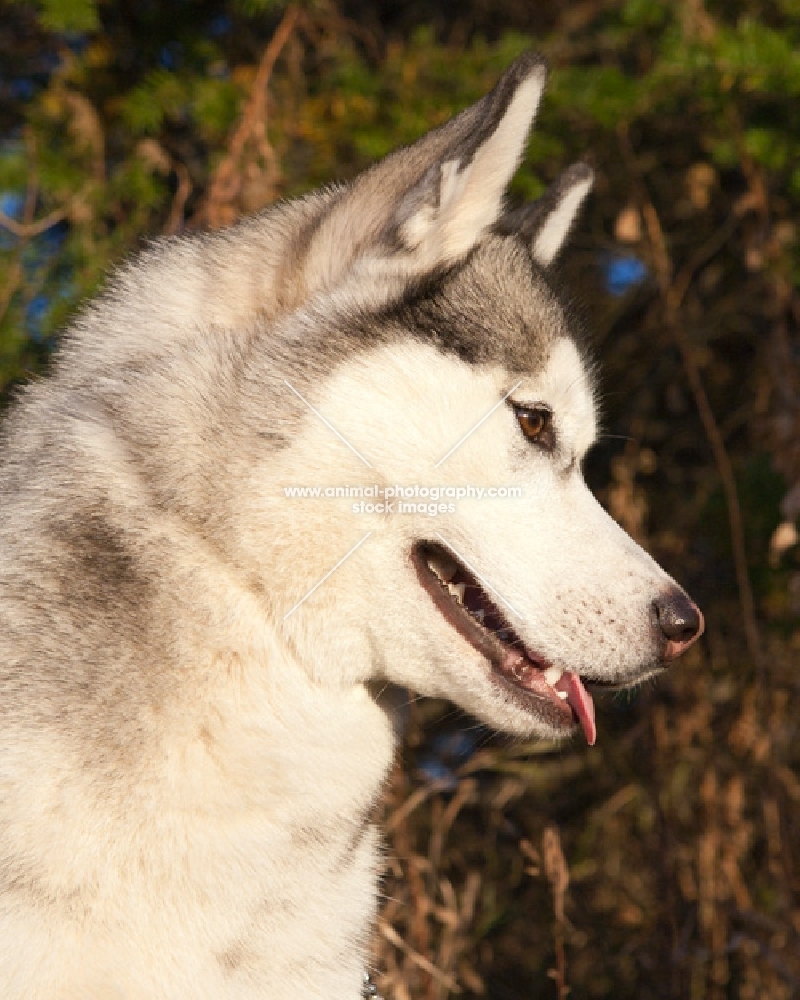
<box><xmin>436</xmin><ymin>70</ymin><xmax>545</xmax><ymax>258</ymax></box>
<box><xmin>0</xmin><ymin>54</ymin><xmax>693</xmax><ymax>999</ymax></box>
<box><xmin>272</xmin><ymin>337</ymin><xmax>679</xmax><ymax>736</ymax></box>
<box><xmin>532</xmin><ymin>175</ymin><xmax>594</xmax><ymax>265</ymax></box>
<box><xmin>371</xmin><ymin>62</ymin><xmax>546</xmax><ymax>277</ymax></box>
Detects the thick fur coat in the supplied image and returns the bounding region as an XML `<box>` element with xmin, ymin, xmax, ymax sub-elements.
<box><xmin>0</xmin><ymin>54</ymin><xmax>702</xmax><ymax>998</ymax></box>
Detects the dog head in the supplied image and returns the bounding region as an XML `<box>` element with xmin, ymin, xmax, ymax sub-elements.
<box><xmin>245</xmin><ymin>53</ymin><xmax>703</xmax><ymax>745</ymax></box>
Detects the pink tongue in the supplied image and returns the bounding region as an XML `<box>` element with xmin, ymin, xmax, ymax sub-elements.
<box><xmin>554</xmin><ymin>672</ymin><xmax>596</xmax><ymax>746</ymax></box>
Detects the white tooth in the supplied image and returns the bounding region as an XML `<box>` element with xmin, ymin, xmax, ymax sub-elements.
<box><xmin>448</xmin><ymin>582</ymin><xmax>466</xmax><ymax>603</ymax></box>
<box><xmin>557</xmin><ymin>690</ymin><xmax>569</xmax><ymax>700</ymax></box>
<box><xmin>473</xmin><ymin>608</ymin><xmax>485</xmax><ymax>623</ymax></box>
<box><xmin>543</xmin><ymin>666</ymin><xmax>564</xmax><ymax>687</ymax></box>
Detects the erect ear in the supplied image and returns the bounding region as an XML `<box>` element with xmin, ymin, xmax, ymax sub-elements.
<box><xmin>301</xmin><ymin>53</ymin><xmax>548</xmax><ymax>293</ymax></box>
<box><xmin>497</xmin><ymin>163</ymin><xmax>594</xmax><ymax>267</ymax></box>
<box><xmin>386</xmin><ymin>53</ymin><xmax>547</xmax><ymax>263</ymax></box>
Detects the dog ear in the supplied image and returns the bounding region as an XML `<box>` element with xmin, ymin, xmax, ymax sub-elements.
<box><xmin>498</xmin><ymin>163</ymin><xmax>594</xmax><ymax>266</ymax></box>
<box><xmin>385</xmin><ymin>52</ymin><xmax>547</xmax><ymax>262</ymax></box>
<box><xmin>301</xmin><ymin>53</ymin><xmax>547</xmax><ymax>292</ymax></box>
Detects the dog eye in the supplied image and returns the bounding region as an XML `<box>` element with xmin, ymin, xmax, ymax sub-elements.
<box><xmin>513</xmin><ymin>405</ymin><xmax>554</xmax><ymax>449</ymax></box>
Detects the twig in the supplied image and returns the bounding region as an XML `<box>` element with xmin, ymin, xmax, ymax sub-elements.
<box><xmin>204</xmin><ymin>5</ymin><xmax>300</xmax><ymax>227</ymax></box>
<box><xmin>304</xmin><ymin>9</ymin><xmax>380</xmax><ymax>59</ymax></box>
<box><xmin>163</xmin><ymin>161</ymin><xmax>192</xmax><ymax>236</ymax></box>
<box><xmin>669</xmin><ymin>212</ymin><xmax>744</xmax><ymax>311</ymax></box>
<box><xmin>378</xmin><ymin>920</ymin><xmax>462</xmax><ymax>993</ymax></box>
<box><xmin>543</xmin><ymin>826</ymin><xmax>571</xmax><ymax>1000</ymax></box>
<box><xmin>0</xmin><ymin>129</ymin><xmax>42</xmax><ymax>333</ymax></box>
<box><xmin>60</xmin><ymin>89</ymin><xmax>105</xmax><ymax>184</ymax></box>
<box><xmin>0</xmin><ymin>259</ymin><xmax>23</xmax><ymax>332</ymax></box>
<box><xmin>619</xmin><ymin>128</ymin><xmax>762</xmax><ymax>670</ymax></box>
<box><xmin>639</xmin><ymin>197</ymin><xmax>762</xmax><ymax>670</ymax></box>
<box><xmin>385</xmin><ymin>778</ymin><xmax>452</xmax><ymax>833</ymax></box>
<box><xmin>0</xmin><ymin>208</ymin><xmax>67</xmax><ymax>239</ymax></box>
<box><xmin>383</xmin><ymin>760</ymin><xmax>437</xmax><ymax>998</ymax></box>
<box><xmin>427</xmin><ymin>779</ymin><xmax>475</xmax><ymax>882</ymax></box>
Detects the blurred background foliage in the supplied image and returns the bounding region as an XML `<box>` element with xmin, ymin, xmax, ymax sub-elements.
<box><xmin>1</xmin><ymin>0</ymin><xmax>799</xmax><ymax>997</ymax></box>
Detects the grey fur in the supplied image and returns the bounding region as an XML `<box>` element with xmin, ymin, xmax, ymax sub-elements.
<box><xmin>0</xmin><ymin>53</ymin><xmax>700</xmax><ymax>999</ymax></box>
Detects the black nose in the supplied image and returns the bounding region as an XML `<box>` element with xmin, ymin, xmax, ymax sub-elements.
<box><xmin>654</xmin><ymin>590</ymin><xmax>704</xmax><ymax>659</ymax></box>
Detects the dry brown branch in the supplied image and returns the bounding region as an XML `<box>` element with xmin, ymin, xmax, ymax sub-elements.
<box><xmin>163</xmin><ymin>162</ymin><xmax>192</xmax><ymax>236</ymax></box>
<box><xmin>60</xmin><ymin>89</ymin><xmax>105</xmax><ymax>183</ymax></box>
<box><xmin>379</xmin><ymin>919</ymin><xmax>462</xmax><ymax>993</ymax></box>
<box><xmin>0</xmin><ymin>129</ymin><xmax>44</xmax><ymax>331</ymax></box>
<box><xmin>543</xmin><ymin>826</ymin><xmax>570</xmax><ymax>1000</ymax></box>
<box><xmin>203</xmin><ymin>5</ymin><xmax>301</xmax><ymax>228</ymax></box>
<box><xmin>639</xmin><ymin>198</ymin><xmax>762</xmax><ymax>670</ymax></box>
<box><xmin>619</xmin><ymin>126</ymin><xmax>762</xmax><ymax>670</ymax></box>
<box><xmin>427</xmin><ymin>779</ymin><xmax>475</xmax><ymax>881</ymax></box>
<box><xmin>0</xmin><ymin>208</ymin><xmax>67</xmax><ymax>239</ymax></box>
<box><xmin>385</xmin><ymin>778</ymin><xmax>452</xmax><ymax>833</ymax></box>
<box><xmin>0</xmin><ymin>259</ymin><xmax>23</xmax><ymax>332</ymax></box>
<box><xmin>305</xmin><ymin>8</ymin><xmax>380</xmax><ymax>59</ymax></box>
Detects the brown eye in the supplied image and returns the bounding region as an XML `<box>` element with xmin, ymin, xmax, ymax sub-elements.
<box><xmin>514</xmin><ymin>405</ymin><xmax>554</xmax><ymax>448</ymax></box>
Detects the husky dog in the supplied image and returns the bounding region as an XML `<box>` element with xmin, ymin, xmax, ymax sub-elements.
<box><xmin>0</xmin><ymin>54</ymin><xmax>702</xmax><ymax>999</ymax></box>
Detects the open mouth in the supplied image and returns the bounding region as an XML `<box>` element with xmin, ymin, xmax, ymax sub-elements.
<box><xmin>412</xmin><ymin>541</ymin><xmax>598</xmax><ymax>745</ymax></box>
